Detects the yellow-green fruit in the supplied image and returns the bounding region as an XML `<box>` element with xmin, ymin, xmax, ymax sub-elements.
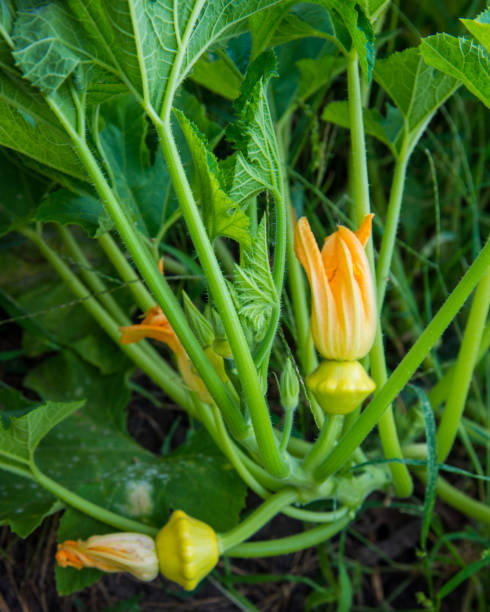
<box><xmin>156</xmin><ymin>510</ymin><xmax>219</xmax><ymax>591</ymax></box>
<box><xmin>306</xmin><ymin>360</ymin><xmax>376</xmax><ymax>415</ymax></box>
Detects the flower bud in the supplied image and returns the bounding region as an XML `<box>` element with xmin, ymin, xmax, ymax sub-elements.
<box><xmin>56</xmin><ymin>533</ymin><xmax>159</xmax><ymax>582</ymax></box>
<box><xmin>279</xmin><ymin>358</ymin><xmax>300</xmax><ymax>411</ymax></box>
<box><xmin>306</xmin><ymin>360</ymin><xmax>375</xmax><ymax>415</ymax></box>
<box><xmin>294</xmin><ymin>215</ymin><xmax>376</xmax><ymax>361</ymax></box>
<box><xmin>156</xmin><ymin>510</ymin><xmax>219</xmax><ymax>591</ymax></box>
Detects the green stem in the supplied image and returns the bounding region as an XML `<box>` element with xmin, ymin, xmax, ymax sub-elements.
<box><xmin>304</xmin><ymin>415</ymin><xmax>343</xmax><ymax>474</ymax></box>
<box><xmin>23</xmin><ymin>228</ymin><xmax>193</xmax><ymax>412</ymax></box>
<box><xmin>30</xmin><ymin>463</ymin><xmax>158</xmax><ymax>536</ymax></box>
<box><xmin>224</xmin><ymin>515</ymin><xmax>351</xmax><ymax>558</ymax></box>
<box><xmin>370</xmin><ymin>327</ymin><xmax>414</xmax><ymax>497</ymax></box>
<box><xmin>413</xmin><ymin>469</ymin><xmax>490</xmax><ymax>524</ymax></box>
<box><xmin>48</xmin><ymin>100</ymin><xmax>247</xmax><ymax>440</ymax></box>
<box><xmin>376</xmin><ymin>144</ymin><xmax>409</xmax><ymax>309</ymax></box>
<box><xmin>429</xmin><ymin>321</ymin><xmax>490</xmax><ymax>410</ymax></box>
<box><xmin>58</xmin><ymin>225</ymin><xmax>129</xmax><ymax>326</ymax></box>
<box><xmin>437</xmin><ymin>268</ymin><xmax>490</xmax><ymax>463</ymax></box>
<box><xmin>155</xmin><ymin>119</ymin><xmax>287</xmax><ymax>477</ymax></box>
<box><xmin>348</xmin><ymin>53</ymin><xmax>412</xmax><ymax>496</ymax></box>
<box><xmin>218</xmin><ymin>488</ymin><xmax>299</xmax><ymax>552</ymax></box>
<box><xmin>315</xmin><ymin>237</ymin><xmax>490</xmax><ymax>481</ymax></box>
<box><xmin>97</xmin><ymin>233</ymin><xmax>155</xmax><ymax>312</ymax></box>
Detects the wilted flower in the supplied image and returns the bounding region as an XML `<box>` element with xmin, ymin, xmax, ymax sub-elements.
<box><xmin>120</xmin><ymin>305</ymin><xmax>215</xmax><ymax>404</ymax></box>
<box><xmin>56</xmin><ymin>533</ymin><xmax>159</xmax><ymax>581</ymax></box>
<box><xmin>156</xmin><ymin>510</ymin><xmax>219</xmax><ymax>591</ymax></box>
<box><xmin>294</xmin><ymin>214</ymin><xmax>376</xmax><ymax>361</ymax></box>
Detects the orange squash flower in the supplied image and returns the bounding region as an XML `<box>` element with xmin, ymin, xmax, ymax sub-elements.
<box><xmin>56</xmin><ymin>533</ymin><xmax>159</xmax><ymax>581</ymax></box>
<box><xmin>294</xmin><ymin>214</ymin><xmax>376</xmax><ymax>361</ymax></box>
<box><xmin>120</xmin><ymin>306</ymin><xmax>213</xmax><ymax>404</ymax></box>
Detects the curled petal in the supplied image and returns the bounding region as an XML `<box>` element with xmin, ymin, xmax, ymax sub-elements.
<box><xmin>56</xmin><ymin>533</ymin><xmax>159</xmax><ymax>582</ymax></box>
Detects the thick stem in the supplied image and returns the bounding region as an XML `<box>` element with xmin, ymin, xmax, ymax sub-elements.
<box><xmin>348</xmin><ymin>52</ymin><xmax>412</xmax><ymax>496</ymax></box>
<box><xmin>437</xmin><ymin>268</ymin><xmax>490</xmax><ymax>462</ymax></box>
<box><xmin>31</xmin><ymin>463</ymin><xmax>158</xmax><ymax>536</ymax></box>
<box><xmin>224</xmin><ymin>515</ymin><xmax>351</xmax><ymax>558</ymax></box>
<box><xmin>217</xmin><ymin>488</ymin><xmax>298</xmax><ymax>552</ymax></box>
<box><xmin>304</xmin><ymin>415</ymin><xmax>343</xmax><ymax>474</ymax></box>
<box><xmin>314</xmin><ymin>237</ymin><xmax>490</xmax><ymax>481</ymax></box>
<box><xmin>23</xmin><ymin>228</ymin><xmax>192</xmax><ymax>411</ymax></box>
<box><xmin>156</xmin><ymin>120</ymin><xmax>288</xmax><ymax>478</ymax></box>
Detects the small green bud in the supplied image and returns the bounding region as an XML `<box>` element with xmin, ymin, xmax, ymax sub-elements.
<box><xmin>306</xmin><ymin>360</ymin><xmax>375</xmax><ymax>415</ymax></box>
<box><xmin>279</xmin><ymin>358</ymin><xmax>300</xmax><ymax>412</ymax></box>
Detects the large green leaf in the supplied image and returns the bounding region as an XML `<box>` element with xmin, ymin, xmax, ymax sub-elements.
<box><xmin>374</xmin><ymin>47</ymin><xmax>459</xmax><ymax>150</ymax></box>
<box><xmin>12</xmin><ymin>0</ymin><xmax>284</xmax><ymax>114</ymax></box>
<box><xmin>420</xmin><ymin>33</ymin><xmax>490</xmax><ymax>109</ymax></box>
<box><xmin>176</xmin><ymin>109</ymin><xmax>250</xmax><ymax>245</ymax></box>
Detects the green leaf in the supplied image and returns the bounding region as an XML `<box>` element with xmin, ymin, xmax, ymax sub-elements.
<box><xmin>420</xmin><ymin>33</ymin><xmax>490</xmax><ymax>109</ymax></box>
<box><xmin>225</xmin><ymin>51</ymin><xmax>282</xmax><ymax>205</ymax></box>
<box><xmin>98</xmin><ymin>97</ymin><xmax>176</xmax><ymax>239</ymax></box>
<box><xmin>249</xmin><ymin>1</ymin><xmax>295</xmax><ymax>59</ymax></box>
<box><xmin>234</xmin><ymin>216</ymin><xmax>277</xmax><ymax>341</ymax></box>
<box><xmin>190</xmin><ymin>54</ymin><xmax>242</xmax><ymax>100</ymax></box>
<box><xmin>374</xmin><ymin>47</ymin><xmax>460</xmax><ymax>145</ymax></box>
<box><xmin>24</xmin><ymin>351</ymin><xmax>130</xmax><ymax>431</ymax></box>
<box><xmin>297</xmin><ymin>55</ymin><xmax>343</xmax><ymax>101</ymax></box>
<box><xmin>0</xmin><ymin>147</ymin><xmax>47</xmax><ymax>236</ymax></box>
<box><xmin>14</xmin><ymin>0</ymin><xmax>283</xmax><ymax>114</ymax></box>
<box><xmin>35</xmin><ymin>189</ymin><xmax>108</xmax><ymax>238</ymax></box>
<box><xmin>0</xmin><ymin>399</ymin><xmax>83</xmax><ymax>465</ymax></box>
<box><xmin>461</xmin><ymin>8</ymin><xmax>490</xmax><ymax>55</ymax></box>
<box><xmin>0</xmin><ymin>67</ymin><xmax>88</xmax><ymax>179</ymax></box>
<box><xmin>322</xmin><ymin>100</ymin><xmax>403</xmax><ymax>154</ymax></box>
<box><xmin>0</xmin><ymin>472</ymin><xmax>62</xmax><ymax>537</ymax></box>
<box><xmin>176</xmin><ymin>108</ymin><xmax>250</xmax><ymax>245</ymax></box>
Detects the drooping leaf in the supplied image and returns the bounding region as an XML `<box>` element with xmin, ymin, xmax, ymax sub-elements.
<box><xmin>176</xmin><ymin>108</ymin><xmax>250</xmax><ymax>245</ymax></box>
<box><xmin>420</xmin><ymin>33</ymin><xmax>490</xmax><ymax>109</ymax></box>
<box><xmin>374</xmin><ymin>47</ymin><xmax>460</xmax><ymax>149</ymax></box>
<box><xmin>461</xmin><ymin>8</ymin><xmax>490</xmax><ymax>55</ymax></box>
<box><xmin>234</xmin><ymin>216</ymin><xmax>277</xmax><ymax>341</ymax></box>
<box><xmin>297</xmin><ymin>54</ymin><xmax>343</xmax><ymax>101</ymax></box>
<box><xmin>224</xmin><ymin>51</ymin><xmax>282</xmax><ymax>205</ymax></box>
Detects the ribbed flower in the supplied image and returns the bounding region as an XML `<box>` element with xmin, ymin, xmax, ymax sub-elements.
<box><xmin>156</xmin><ymin>510</ymin><xmax>219</xmax><ymax>591</ymax></box>
<box><xmin>294</xmin><ymin>214</ymin><xmax>376</xmax><ymax>361</ymax></box>
<box><xmin>120</xmin><ymin>306</ymin><xmax>215</xmax><ymax>404</ymax></box>
<box><xmin>56</xmin><ymin>533</ymin><xmax>159</xmax><ymax>582</ymax></box>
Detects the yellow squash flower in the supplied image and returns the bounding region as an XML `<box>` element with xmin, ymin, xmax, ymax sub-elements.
<box><xmin>294</xmin><ymin>214</ymin><xmax>376</xmax><ymax>361</ymax></box>
<box><xmin>156</xmin><ymin>510</ymin><xmax>219</xmax><ymax>591</ymax></box>
<box><xmin>56</xmin><ymin>533</ymin><xmax>159</xmax><ymax>582</ymax></box>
